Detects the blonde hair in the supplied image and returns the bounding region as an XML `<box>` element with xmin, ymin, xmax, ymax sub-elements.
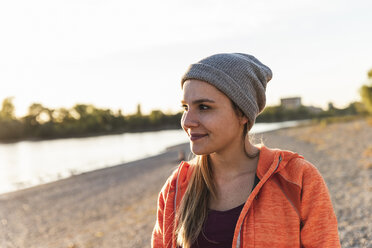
<box><xmin>175</xmin><ymin>154</ymin><xmax>216</xmax><ymax>247</ymax></box>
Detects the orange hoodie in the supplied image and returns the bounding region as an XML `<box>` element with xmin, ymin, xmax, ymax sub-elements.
<box><xmin>152</xmin><ymin>146</ymin><xmax>341</xmax><ymax>247</ymax></box>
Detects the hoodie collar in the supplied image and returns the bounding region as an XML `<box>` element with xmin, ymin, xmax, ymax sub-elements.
<box><xmin>256</xmin><ymin>146</ymin><xmax>303</xmax><ymax>179</ymax></box>
<box><xmin>174</xmin><ymin>146</ymin><xmax>303</xmax><ymax>190</ymax></box>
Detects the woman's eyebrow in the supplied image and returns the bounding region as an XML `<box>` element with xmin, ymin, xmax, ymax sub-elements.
<box><xmin>181</xmin><ymin>99</ymin><xmax>215</xmax><ymax>104</ymax></box>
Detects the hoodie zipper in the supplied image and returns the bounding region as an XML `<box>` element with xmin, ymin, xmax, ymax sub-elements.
<box><xmin>235</xmin><ymin>155</ymin><xmax>282</xmax><ymax>248</ymax></box>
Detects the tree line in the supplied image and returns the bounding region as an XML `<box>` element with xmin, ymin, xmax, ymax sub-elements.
<box><xmin>0</xmin><ymin>101</ymin><xmax>182</xmax><ymax>142</ymax></box>
<box><xmin>1</xmin><ymin>68</ymin><xmax>371</xmax><ymax>142</ymax></box>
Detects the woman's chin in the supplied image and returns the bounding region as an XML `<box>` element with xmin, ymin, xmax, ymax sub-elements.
<box><xmin>190</xmin><ymin>144</ymin><xmax>211</xmax><ymax>155</ymax></box>
<box><xmin>191</xmin><ymin>151</ymin><xmax>207</xmax><ymax>156</ymax></box>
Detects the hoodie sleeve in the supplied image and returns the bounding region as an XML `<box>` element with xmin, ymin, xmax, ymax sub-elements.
<box><xmin>152</xmin><ymin>170</ymin><xmax>177</xmax><ymax>248</ymax></box>
<box><xmin>152</xmin><ymin>189</ymin><xmax>166</xmax><ymax>248</ymax></box>
<box><xmin>300</xmin><ymin>162</ymin><xmax>341</xmax><ymax>247</ymax></box>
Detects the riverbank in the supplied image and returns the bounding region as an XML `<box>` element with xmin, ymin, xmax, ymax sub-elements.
<box><xmin>0</xmin><ymin>118</ymin><xmax>371</xmax><ymax>247</ymax></box>
<box><xmin>0</xmin><ymin>121</ymin><xmax>300</xmax><ymax>195</ymax></box>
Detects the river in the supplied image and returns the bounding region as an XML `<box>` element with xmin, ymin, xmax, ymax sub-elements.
<box><xmin>0</xmin><ymin>120</ymin><xmax>301</xmax><ymax>194</ymax></box>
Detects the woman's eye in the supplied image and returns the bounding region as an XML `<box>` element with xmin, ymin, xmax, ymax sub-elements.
<box><xmin>199</xmin><ymin>104</ymin><xmax>209</xmax><ymax>110</ymax></box>
<box><xmin>181</xmin><ymin>105</ymin><xmax>188</xmax><ymax>111</ymax></box>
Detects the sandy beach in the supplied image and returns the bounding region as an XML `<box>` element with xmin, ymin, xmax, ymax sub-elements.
<box><xmin>0</xmin><ymin>118</ymin><xmax>371</xmax><ymax>248</ymax></box>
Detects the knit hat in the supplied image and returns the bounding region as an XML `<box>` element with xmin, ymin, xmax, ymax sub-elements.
<box><xmin>181</xmin><ymin>53</ymin><xmax>272</xmax><ymax>130</ymax></box>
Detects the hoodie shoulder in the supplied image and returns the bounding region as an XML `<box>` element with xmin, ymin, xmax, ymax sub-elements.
<box><xmin>259</xmin><ymin>146</ymin><xmax>321</xmax><ymax>189</ymax></box>
<box><xmin>278</xmin><ymin>156</ymin><xmax>321</xmax><ymax>190</ymax></box>
<box><xmin>258</xmin><ymin>146</ymin><xmax>303</xmax><ymax>178</ymax></box>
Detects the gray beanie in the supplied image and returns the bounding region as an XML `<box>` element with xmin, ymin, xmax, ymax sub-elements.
<box><xmin>181</xmin><ymin>53</ymin><xmax>272</xmax><ymax>130</ymax></box>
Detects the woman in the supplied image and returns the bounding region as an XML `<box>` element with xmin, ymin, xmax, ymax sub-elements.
<box><xmin>152</xmin><ymin>53</ymin><xmax>340</xmax><ymax>248</ymax></box>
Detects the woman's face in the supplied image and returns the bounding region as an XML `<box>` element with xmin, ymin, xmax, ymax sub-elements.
<box><xmin>181</xmin><ymin>79</ymin><xmax>248</xmax><ymax>155</ymax></box>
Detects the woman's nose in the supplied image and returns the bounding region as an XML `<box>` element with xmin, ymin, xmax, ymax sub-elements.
<box><xmin>181</xmin><ymin>110</ymin><xmax>199</xmax><ymax>129</ymax></box>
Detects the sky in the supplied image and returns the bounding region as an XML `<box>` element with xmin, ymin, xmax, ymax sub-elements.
<box><xmin>0</xmin><ymin>0</ymin><xmax>371</xmax><ymax>117</ymax></box>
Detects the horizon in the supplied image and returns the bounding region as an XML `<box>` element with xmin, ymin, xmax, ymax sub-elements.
<box><xmin>0</xmin><ymin>94</ymin><xmax>358</xmax><ymax>119</ymax></box>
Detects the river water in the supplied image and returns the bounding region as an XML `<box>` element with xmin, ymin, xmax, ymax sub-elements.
<box><xmin>0</xmin><ymin>120</ymin><xmax>301</xmax><ymax>194</ymax></box>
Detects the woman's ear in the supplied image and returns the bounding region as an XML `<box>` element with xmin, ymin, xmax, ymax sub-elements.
<box><xmin>239</xmin><ymin>115</ymin><xmax>249</xmax><ymax>125</ymax></box>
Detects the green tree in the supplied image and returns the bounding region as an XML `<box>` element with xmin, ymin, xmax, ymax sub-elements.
<box><xmin>149</xmin><ymin>110</ymin><xmax>165</xmax><ymax>125</ymax></box>
<box><xmin>73</xmin><ymin>104</ymin><xmax>89</xmax><ymax>120</ymax></box>
<box><xmin>27</xmin><ymin>103</ymin><xmax>45</xmax><ymax>124</ymax></box>
<box><xmin>368</xmin><ymin>68</ymin><xmax>372</xmax><ymax>79</ymax></box>
<box><xmin>0</xmin><ymin>97</ymin><xmax>23</xmax><ymax>140</ymax></box>
<box><xmin>136</xmin><ymin>103</ymin><xmax>142</xmax><ymax>116</ymax></box>
<box><xmin>360</xmin><ymin>68</ymin><xmax>372</xmax><ymax>114</ymax></box>
<box><xmin>0</xmin><ymin>97</ymin><xmax>16</xmax><ymax>120</ymax></box>
<box><xmin>53</xmin><ymin>108</ymin><xmax>75</xmax><ymax>123</ymax></box>
<box><xmin>21</xmin><ymin>103</ymin><xmax>45</xmax><ymax>137</ymax></box>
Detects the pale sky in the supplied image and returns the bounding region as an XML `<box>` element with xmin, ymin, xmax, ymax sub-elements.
<box><xmin>1</xmin><ymin>0</ymin><xmax>371</xmax><ymax>117</ymax></box>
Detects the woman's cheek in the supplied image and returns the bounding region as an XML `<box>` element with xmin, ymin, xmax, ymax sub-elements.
<box><xmin>180</xmin><ymin>112</ymin><xmax>185</xmax><ymax>125</ymax></box>
<box><xmin>180</xmin><ymin>112</ymin><xmax>188</xmax><ymax>133</ymax></box>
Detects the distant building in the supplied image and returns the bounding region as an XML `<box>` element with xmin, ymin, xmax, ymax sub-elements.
<box><xmin>281</xmin><ymin>97</ymin><xmax>301</xmax><ymax>109</ymax></box>
<box><xmin>307</xmin><ymin>106</ymin><xmax>323</xmax><ymax>114</ymax></box>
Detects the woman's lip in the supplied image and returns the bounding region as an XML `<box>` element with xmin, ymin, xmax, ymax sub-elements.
<box><xmin>190</xmin><ymin>134</ymin><xmax>208</xmax><ymax>141</ymax></box>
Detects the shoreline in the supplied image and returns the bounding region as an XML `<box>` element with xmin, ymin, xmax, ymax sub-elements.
<box><xmin>0</xmin><ymin>118</ymin><xmax>312</xmax><ymax>144</ymax></box>
<box><xmin>0</xmin><ymin>120</ymin><xmax>303</xmax><ymax>196</ymax></box>
<box><xmin>0</xmin><ymin>118</ymin><xmax>371</xmax><ymax>247</ymax></box>
<box><xmin>0</xmin><ymin>142</ymin><xmax>189</xmax><ymax>198</ymax></box>
<box><xmin>0</xmin><ymin>126</ymin><xmax>183</xmax><ymax>144</ymax></box>
<box><xmin>0</xmin><ymin>142</ymin><xmax>191</xmax><ymax>199</ymax></box>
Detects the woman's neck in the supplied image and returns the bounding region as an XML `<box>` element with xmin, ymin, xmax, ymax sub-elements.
<box><xmin>209</xmin><ymin>142</ymin><xmax>260</xmax><ymax>181</ymax></box>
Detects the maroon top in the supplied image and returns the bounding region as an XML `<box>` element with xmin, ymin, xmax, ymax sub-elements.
<box><xmin>190</xmin><ymin>174</ymin><xmax>260</xmax><ymax>248</ymax></box>
<box><xmin>190</xmin><ymin>203</ymin><xmax>245</xmax><ymax>248</ymax></box>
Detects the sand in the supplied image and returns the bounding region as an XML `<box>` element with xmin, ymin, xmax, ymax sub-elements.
<box><xmin>0</xmin><ymin>119</ymin><xmax>371</xmax><ymax>248</ymax></box>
